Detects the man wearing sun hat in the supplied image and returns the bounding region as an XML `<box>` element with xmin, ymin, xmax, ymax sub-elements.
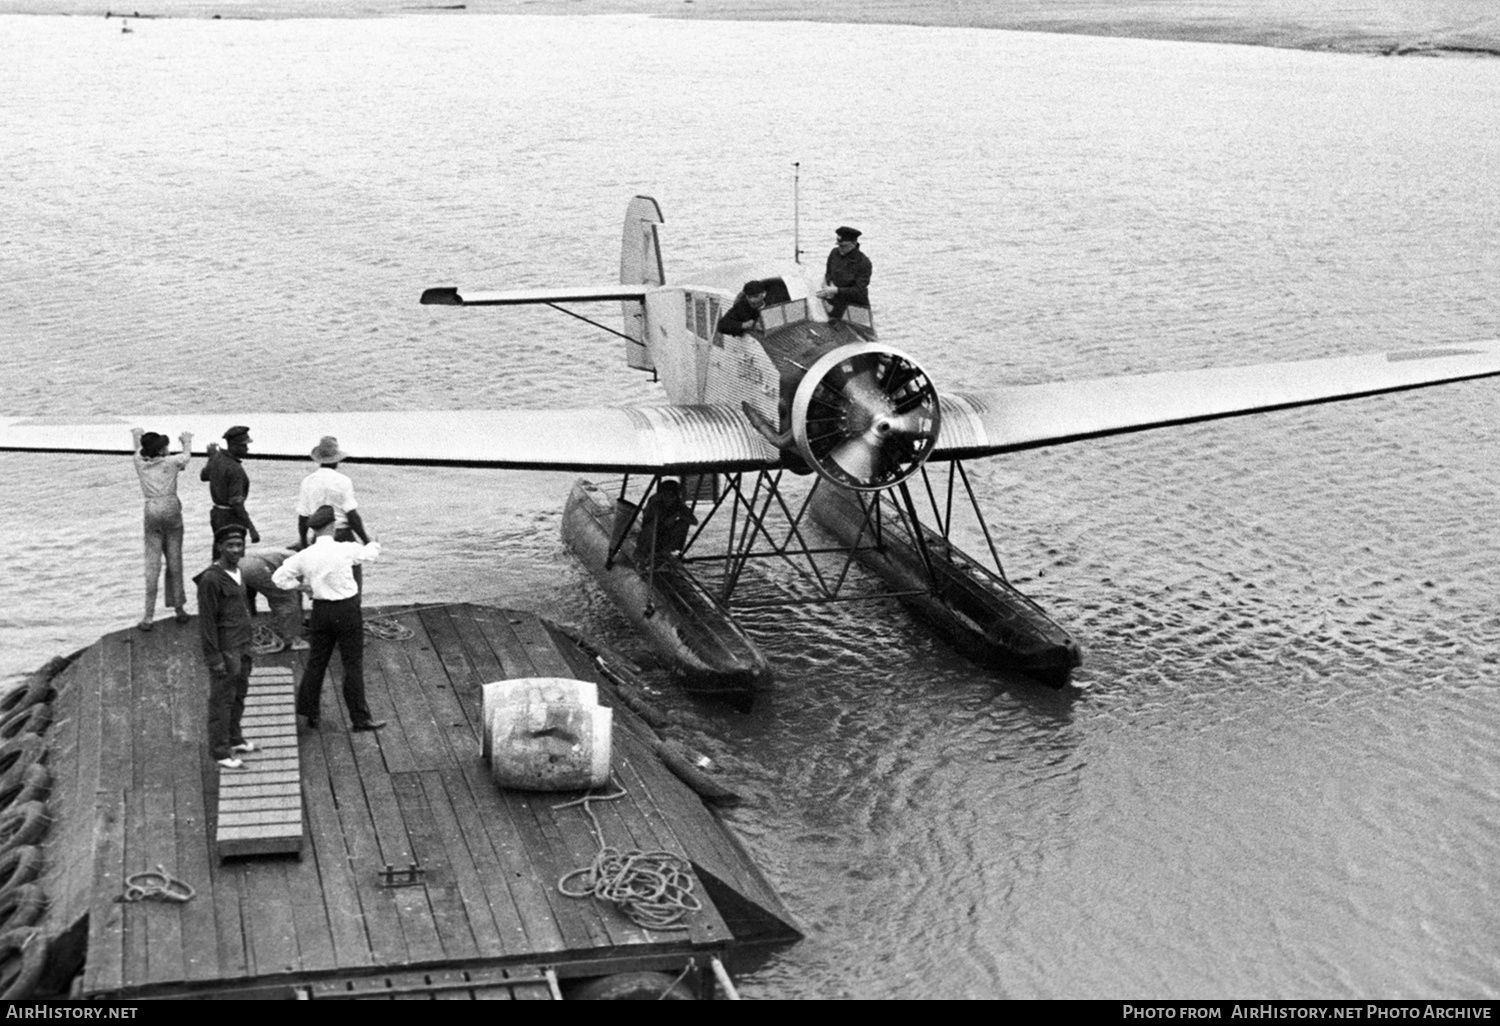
<box><xmin>296</xmin><ymin>435</ymin><xmax>371</xmax><ymax>548</ymax></box>
<box><xmin>817</xmin><ymin>225</ymin><xmax>872</xmax><ymax>322</ymax></box>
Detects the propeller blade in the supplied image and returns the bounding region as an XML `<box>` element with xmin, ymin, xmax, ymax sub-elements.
<box><xmin>840</xmin><ymin>364</ymin><xmax>894</xmax><ymax>415</ymax></box>
<box><xmin>829</xmin><ymin>428</ymin><xmax>888</xmax><ymax>483</ymax></box>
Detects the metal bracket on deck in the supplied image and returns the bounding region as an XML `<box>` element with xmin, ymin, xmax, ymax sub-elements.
<box><xmin>378</xmin><ymin>862</ymin><xmax>426</xmax><ymax>887</ymax></box>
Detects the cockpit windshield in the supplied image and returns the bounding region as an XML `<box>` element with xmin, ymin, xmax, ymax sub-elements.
<box><xmin>759</xmin><ymin>298</ymin><xmax>808</xmax><ymax>333</ymax></box>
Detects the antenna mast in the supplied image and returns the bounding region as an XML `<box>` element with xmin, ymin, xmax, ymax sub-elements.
<box><xmin>793</xmin><ymin>162</ymin><xmax>803</xmax><ymax>264</ymax></box>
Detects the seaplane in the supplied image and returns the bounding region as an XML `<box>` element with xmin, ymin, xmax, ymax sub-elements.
<box><xmin>5</xmin><ymin>195</ymin><xmax>1500</xmax><ymax>702</ymax></box>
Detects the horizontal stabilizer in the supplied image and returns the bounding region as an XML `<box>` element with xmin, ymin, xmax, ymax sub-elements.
<box><xmin>420</xmin><ymin>284</ymin><xmax>651</xmax><ymax>306</ymax></box>
<box><xmin>934</xmin><ymin>340</ymin><xmax>1500</xmax><ymax>459</ymax></box>
<box><xmin>0</xmin><ymin>406</ymin><xmax>780</xmax><ymax>474</ymax></box>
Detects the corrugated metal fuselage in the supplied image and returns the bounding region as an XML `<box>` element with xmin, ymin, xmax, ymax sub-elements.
<box><xmin>639</xmin><ymin>259</ymin><xmax>829</xmax><ymax>412</ymax></box>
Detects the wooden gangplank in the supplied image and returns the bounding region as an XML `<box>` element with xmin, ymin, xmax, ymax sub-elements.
<box><xmin>35</xmin><ymin>603</ymin><xmax>797</xmax><ymax>999</ymax></box>
<box><xmin>215</xmin><ymin>666</ymin><xmax>303</xmax><ymax>858</ymax></box>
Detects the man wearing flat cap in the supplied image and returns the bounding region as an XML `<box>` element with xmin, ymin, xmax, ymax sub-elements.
<box><xmin>201</xmin><ymin>425</ymin><xmax>260</xmax><ymax>553</ymax></box>
<box><xmin>273</xmin><ymin>503</ymin><xmax>385</xmax><ymax>732</ymax></box>
<box><xmin>716</xmin><ymin>280</ymin><xmax>769</xmax><ymax>337</ymax></box>
<box><xmin>194</xmin><ymin>524</ymin><xmax>257</xmax><ymax>770</ymax></box>
<box><xmin>818</xmin><ymin>226</ymin><xmax>873</xmax><ymax>322</ymax></box>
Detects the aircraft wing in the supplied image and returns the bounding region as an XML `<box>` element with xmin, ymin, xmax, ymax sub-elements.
<box><xmin>0</xmin><ymin>407</ymin><xmax>778</xmax><ymax>473</ymax></box>
<box><xmin>420</xmin><ymin>285</ymin><xmax>650</xmax><ymax>306</ymax></box>
<box><xmin>933</xmin><ymin>341</ymin><xmax>1500</xmax><ymax>459</ymax></box>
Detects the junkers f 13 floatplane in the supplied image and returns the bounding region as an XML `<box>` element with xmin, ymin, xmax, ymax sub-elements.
<box><xmin>6</xmin><ymin>196</ymin><xmax>1500</xmax><ymax>702</ymax></box>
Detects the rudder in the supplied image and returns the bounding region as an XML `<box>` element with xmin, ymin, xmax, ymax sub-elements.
<box><xmin>620</xmin><ymin>196</ymin><xmax>664</xmax><ymax>371</ymax></box>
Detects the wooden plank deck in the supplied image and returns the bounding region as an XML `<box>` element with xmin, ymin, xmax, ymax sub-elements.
<box><xmin>215</xmin><ymin>666</ymin><xmax>304</xmax><ymax>858</ymax></box>
<box><xmin>36</xmin><ymin>603</ymin><xmax>796</xmax><ymax>999</ymax></box>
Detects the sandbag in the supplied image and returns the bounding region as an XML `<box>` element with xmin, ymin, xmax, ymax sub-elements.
<box><xmin>480</xmin><ymin>677</ymin><xmax>598</xmax><ymax>763</ymax></box>
<box><xmin>490</xmin><ymin>698</ymin><xmax>612</xmax><ymax>792</ymax></box>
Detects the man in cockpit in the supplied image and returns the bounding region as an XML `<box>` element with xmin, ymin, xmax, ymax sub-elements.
<box><xmin>715</xmin><ymin>279</ymin><xmax>768</xmax><ymax>337</ymax></box>
<box><xmin>817</xmin><ymin>226</ymin><xmax>872</xmax><ymax>321</ymax></box>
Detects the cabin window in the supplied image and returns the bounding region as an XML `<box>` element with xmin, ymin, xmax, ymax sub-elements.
<box><xmin>694</xmin><ymin>298</ymin><xmax>708</xmax><ymax>339</ymax></box>
<box><xmin>708</xmin><ymin>298</ymin><xmax>720</xmax><ymax>336</ymax></box>
<box><xmin>684</xmin><ymin>295</ymin><xmax>695</xmax><ymax>331</ymax></box>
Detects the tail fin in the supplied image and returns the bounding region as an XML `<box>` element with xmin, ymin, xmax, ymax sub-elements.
<box><xmin>620</xmin><ymin>196</ymin><xmax>664</xmax><ymax>371</ymax></box>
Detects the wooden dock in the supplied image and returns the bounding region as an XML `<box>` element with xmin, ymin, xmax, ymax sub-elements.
<box><xmin>30</xmin><ymin>603</ymin><xmax>798</xmax><ymax>999</ymax></box>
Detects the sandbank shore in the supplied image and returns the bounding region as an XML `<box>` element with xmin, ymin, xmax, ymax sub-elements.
<box><xmin>8</xmin><ymin>0</ymin><xmax>1500</xmax><ymax>57</ymax></box>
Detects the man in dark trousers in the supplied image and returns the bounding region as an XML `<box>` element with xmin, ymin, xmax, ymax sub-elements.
<box><xmin>195</xmin><ymin>524</ymin><xmax>257</xmax><ymax>770</ymax></box>
<box><xmin>272</xmin><ymin>504</ymin><xmax>385</xmax><ymax>732</ymax></box>
<box><xmin>818</xmin><ymin>225</ymin><xmax>872</xmax><ymax>321</ymax></box>
<box><xmin>201</xmin><ymin>425</ymin><xmax>260</xmax><ymax>551</ymax></box>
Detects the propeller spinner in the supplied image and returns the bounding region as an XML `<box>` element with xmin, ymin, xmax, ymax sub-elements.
<box><xmin>790</xmin><ymin>342</ymin><xmax>942</xmax><ymax>491</ymax></box>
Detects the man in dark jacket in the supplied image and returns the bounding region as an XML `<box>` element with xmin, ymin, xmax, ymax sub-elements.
<box><xmin>716</xmin><ymin>279</ymin><xmax>768</xmax><ymax>337</ymax></box>
<box><xmin>201</xmin><ymin>425</ymin><xmax>260</xmax><ymax>552</ymax></box>
<box><xmin>196</xmin><ymin>524</ymin><xmax>256</xmax><ymax>769</ymax></box>
<box><xmin>818</xmin><ymin>226</ymin><xmax>872</xmax><ymax>321</ymax></box>
<box><xmin>634</xmin><ymin>479</ymin><xmax>698</xmax><ymax>563</ymax></box>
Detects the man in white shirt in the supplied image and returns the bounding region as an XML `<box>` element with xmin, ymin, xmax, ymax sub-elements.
<box><xmin>296</xmin><ymin>436</ymin><xmax>371</xmax><ymax>548</ymax></box>
<box><xmin>272</xmin><ymin>504</ymin><xmax>385</xmax><ymax>732</ymax></box>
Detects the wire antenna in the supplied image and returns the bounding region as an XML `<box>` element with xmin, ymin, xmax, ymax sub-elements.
<box><xmin>793</xmin><ymin>162</ymin><xmax>804</xmax><ymax>264</ymax></box>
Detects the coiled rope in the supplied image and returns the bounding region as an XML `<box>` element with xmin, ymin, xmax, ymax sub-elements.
<box><xmin>251</xmin><ymin>623</ymin><xmax>285</xmax><ymax>655</ymax></box>
<box><xmin>555</xmin><ymin>784</ymin><xmax>702</xmax><ymax>931</ymax></box>
<box><xmin>364</xmin><ymin>617</ymin><xmax>414</xmax><ymax>642</ymax></box>
<box><xmin>117</xmin><ymin>864</ymin><xmax>195</xmax><ymax>904</ymax></box>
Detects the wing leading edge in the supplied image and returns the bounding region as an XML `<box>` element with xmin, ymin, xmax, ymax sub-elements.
<box><xmin>933</xmin><ymin>341</ymin><xmax>1500</xmax><ymax>459</ymax></box>
<box><xmin>420</xmin><ymin>284</ymin><xmax>650</xmax><ymax>306</ymax></box>
<box><xmin>7</xmin><ymin>342</ymin><xmax>1497</xmax><ymax>473</ymax></box>
<box><xmin>0</xmin><ymin>407</ymin><xmax>778</xmax><ymax>473</ymax></box>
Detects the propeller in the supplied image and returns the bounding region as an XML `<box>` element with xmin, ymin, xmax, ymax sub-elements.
<box><xmin>790</xmin><ymin>343</ymin><xmax>941</xmax><ymax>491</ymax></box>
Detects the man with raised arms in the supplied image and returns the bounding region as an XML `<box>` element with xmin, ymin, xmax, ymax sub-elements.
<box><xmin>201</xmin><ymin>425</ymin><xmax>260</xmax><ymax>552</ymax></box>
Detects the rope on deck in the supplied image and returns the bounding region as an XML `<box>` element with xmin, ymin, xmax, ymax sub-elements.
<box><xmin>250</xmin><ymin>623</ymin><xmax>285</xmax><ymax>655</ymax></box>
<box><xmin>117</xmin><ymin>864</ymin><xmax>195</xmax><ymax>904</ymax></box>
<box><xmin>554</xmin><ymin>783</ymin><xmax>702</xmax><ymax>931</ymax></box>
<box><xmin>363</xmin><ymin>617</ymin><xmax>414</xmax><ymax>642</ymax></box>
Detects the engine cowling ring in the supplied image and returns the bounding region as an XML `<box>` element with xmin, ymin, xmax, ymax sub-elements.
<box><xmin>789</xmin><ymin>342</ymin><xmax>941</xmax><ymax>491</ymax></box>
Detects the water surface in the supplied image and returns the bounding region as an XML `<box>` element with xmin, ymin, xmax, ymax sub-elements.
<box><xmin>2</xmin><ymin>14</ymin><xmax>1498</xmax><ymax>998</ymax></box>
